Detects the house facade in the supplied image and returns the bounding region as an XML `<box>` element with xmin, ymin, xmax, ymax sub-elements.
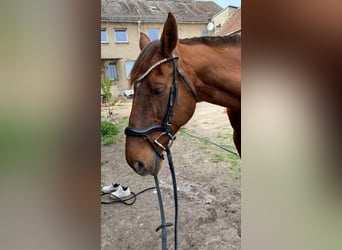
<box><xmin>101</xmin><ymin>0</ymin><xmax>222</xmax><ymax>98</ymax></box>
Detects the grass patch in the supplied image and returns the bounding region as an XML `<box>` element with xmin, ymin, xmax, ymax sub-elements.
<box><xmin>178</xmin><ymin>127</ymin><xmax>195</xmax><ymax>138</ymax></box>
<box><xmin>101</xmin><ymin>136</ymin><xmax>117</xmax><ymax>146</ymax></box>
<box><xmin>222</xmin><ymin>152</ymin><xmax>241</xmax><ymax>176</ymax></box>
<box><xmin>217</xmin><ymin>133</ymin><xmax>233</xmax><ymax>140</ymax></box>
<box><xmin>101</xmin><ymin>117</ymin><xmax>129</xmax><ymax>146</ymax></box>
<box><xmin>178</xmin><ymin>126</ymin><xmax>241</xmax><ymax>177</ymax></box>
<box><xmin>227</xmin><ymin>159</ymin><xmax>241</xmax><ymax>176</ymax></box>
<box><xmin>210</xmin><ymin>153</ymin><xmax>226</xmax><ymax>162</ymax></box>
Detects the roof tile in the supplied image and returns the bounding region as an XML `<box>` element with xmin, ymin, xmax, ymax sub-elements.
<box><xmin>101</xmin><ymin>0</ymin><xmax>222</xmax><ymax>23</ymax></box>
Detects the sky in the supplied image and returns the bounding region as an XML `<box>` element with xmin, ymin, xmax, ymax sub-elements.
<box><xmin>212</xmin><ymin>0</ymin><xmax>241</xmax><ymax>8</ymax></box>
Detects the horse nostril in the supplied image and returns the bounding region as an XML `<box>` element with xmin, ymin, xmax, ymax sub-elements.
<box><xmin>133</xmin><ymin>161</ymin><xmax>145</xmax><ymax>173</ymax></box>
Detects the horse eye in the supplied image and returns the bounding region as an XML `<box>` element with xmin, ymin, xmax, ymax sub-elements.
<box><xmin>153</xmin><ymin>87</ymin><xmax>165</xmax><ymax>95</ymax></box>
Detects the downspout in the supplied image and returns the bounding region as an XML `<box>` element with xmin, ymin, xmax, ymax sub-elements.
<box><xmin>137</xmin><ymin>19</ymin><xmax>141</xmax><ymax>35</ymax></box>
<box><xmin>137</xmin><ymin>6</ymin><xmax>141</xmax><ymax>35</ymax></box>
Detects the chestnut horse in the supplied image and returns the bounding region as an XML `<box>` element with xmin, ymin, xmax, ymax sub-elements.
<box><xmin>125</xmin><ymin>13</ymin><xmax>240</xmax><ymax>176</ymax></box>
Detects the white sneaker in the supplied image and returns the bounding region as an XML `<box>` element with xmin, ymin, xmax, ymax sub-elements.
<box><xmin>109</xmin><ymin>185</ymin><xmax>131</xmax><ymax>199</ymax></box>
<box><xmin>102</xmin><ymin>182</ymin><xmax>120</xmax><ymax>193</ymax></box>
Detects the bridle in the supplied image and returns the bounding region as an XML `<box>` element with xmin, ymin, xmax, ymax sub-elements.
<box><xmin>124</xmin><ymin>53</ymin><xmax>198</xmax><ymax>159</ymax></box>
<box><xmin>124</xmin><ymin>53</ymin><xmax>198</xmax><ymax>250</ymax></box>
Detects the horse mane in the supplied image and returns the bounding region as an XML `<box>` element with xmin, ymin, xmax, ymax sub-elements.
<box><xmin>179</xmin><ymin>34</ymin><xmax>240</xmax><ymax>47</ymax></box>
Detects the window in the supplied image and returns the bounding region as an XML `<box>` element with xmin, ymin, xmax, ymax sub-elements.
<box><xmin>200</xmin><ymin>29</ymin><xmax>209</xmax><ymax>37</ymax></box>
<box><xmin>125</xmin><ymin>61</ymin><xmax>135</xmax><ymax>79</ymax></box>
<box><xmin>114</xmin><ymin>29</ymin><xmax>128</xmax><ymax>43</ymax></box>
<box><xmin>101</xmin><ymin>29</ymin><xmax>108</xmax><ymax>43</ymax></box>
<box><xmin>148</xmin><ymin>29</ymin><xmax>159</xmax><ymax>41</ymax></box>
<box><xmin>106</xmin><ymin>62</ymin><xmax>118</xmax><ymax>80</ymax></box>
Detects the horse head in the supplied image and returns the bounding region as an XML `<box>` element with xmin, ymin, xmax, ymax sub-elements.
<box><xmin>125</xmin><ymin>13</ymin><xmax>197</xmax><ymax>176</ymax></box>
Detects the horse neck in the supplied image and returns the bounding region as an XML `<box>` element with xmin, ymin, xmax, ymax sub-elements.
<box><xmin>177</xmin><ymin>43</ymin><xmax>241</xmax><ymax>111</ymax></box>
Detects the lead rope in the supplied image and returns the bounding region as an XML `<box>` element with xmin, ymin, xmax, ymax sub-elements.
<box><xmin>154</xmin><ymin>146</ymin><xmax>178</xmax><ymax>250</ymax></box>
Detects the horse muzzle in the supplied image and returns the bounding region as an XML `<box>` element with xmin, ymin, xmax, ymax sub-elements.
<box><xmin>125</xmin><ymin>136</ymin><xmax>164</xmax><ymax>176</ymax></box>
<box><xmin>125</xmin><ymin>125</ymin><xmax>176</xmax><ymax>176</ymax></box>
<box><xmin>132</xmin><ymin>151</ymin><xmax>162</xmax><ymax>176</ymax></box>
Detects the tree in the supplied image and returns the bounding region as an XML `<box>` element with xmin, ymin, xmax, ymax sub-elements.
<box><xmin>101</xmin><ymin>79</ymin><xmax>114</xmax><ymax>122</ymax></box>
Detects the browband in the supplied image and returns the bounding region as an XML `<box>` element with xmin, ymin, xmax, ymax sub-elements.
<box><xmin>136</xmin><ymin>56</ymin><xmax>178</xmax><ymax>83</ymax></box>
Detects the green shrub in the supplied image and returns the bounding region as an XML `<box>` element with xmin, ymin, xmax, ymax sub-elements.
<box><xmin>101</xmin><ymin>121</ymin><xmax>119</xmax><ymax>137</ymax></box>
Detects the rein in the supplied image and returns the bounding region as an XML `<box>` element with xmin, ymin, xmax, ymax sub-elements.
<box><xmin>125</xmin><ymin>54</ymin><xmax>197</xmax><ymax>250</ymax></box>
<box><xmin>154</xmin><ymin>146</ymin><xmax>178</xmax><ymax>250</ymax></box>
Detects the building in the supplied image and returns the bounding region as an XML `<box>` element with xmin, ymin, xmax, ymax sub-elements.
<box><xmin>209</xmin><ymin>5</ymin><xmax>238</xmax><ymax>35</ymax></box>
<box><xmin>101</xmin><ymin>0</ymin><xmax>222</xmax><ymax>98</ymax></box>
<box><xmin>215</xmin><ymin>6</ymin><xmax>241</xmax><ymax>36</ymax></box>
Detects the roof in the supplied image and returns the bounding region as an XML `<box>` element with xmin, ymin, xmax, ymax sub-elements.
<box><xmin>101</xmin><ymin>0</ymin><xmax>222</xmax><ymax>23</ymax></box>
<box><xmin>217</xmin><ymin>8</ymin><xmax>241</xmax><ymax>36</ymax></box>
<box><xmin>213</xmin><ymin>5</ymin><xmax>238</xmax><ymax>18</ymax></box>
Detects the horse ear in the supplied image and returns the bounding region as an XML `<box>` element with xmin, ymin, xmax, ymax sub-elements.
<box><xmin>160</xmin><ymin>12</ymin><xmax>178</xmax><ymax>56</ymax></box>
<box><xmin>139</xmin><ymin>32</ymin><xmax>151</xmax><ymax>50</ymax></box>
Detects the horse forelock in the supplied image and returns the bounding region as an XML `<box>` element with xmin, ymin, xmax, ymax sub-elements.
<box><xmin>129</xmin><ymin>40</ymin><xmax>161</xmax><ymax>87</ymax></box>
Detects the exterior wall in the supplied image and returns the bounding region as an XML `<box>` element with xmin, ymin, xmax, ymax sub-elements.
<box><xmin>101</xmin><ymin>22</ymin><xmax>140</xmax><ymax>97</ymax></box>
<box><xmin>177</xmin><ymin>23</ymin><xmax>208</xmax><ymax>38</ymax></box>
<box><xmin>212</xmin><ymin>6</ymin><xmax>238</xmax><ymax>35</ymax></box>
<box><xmin>101</xmin><ymin>21</ymin><xmax>207</xmax><ymax>97</ymax></box>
